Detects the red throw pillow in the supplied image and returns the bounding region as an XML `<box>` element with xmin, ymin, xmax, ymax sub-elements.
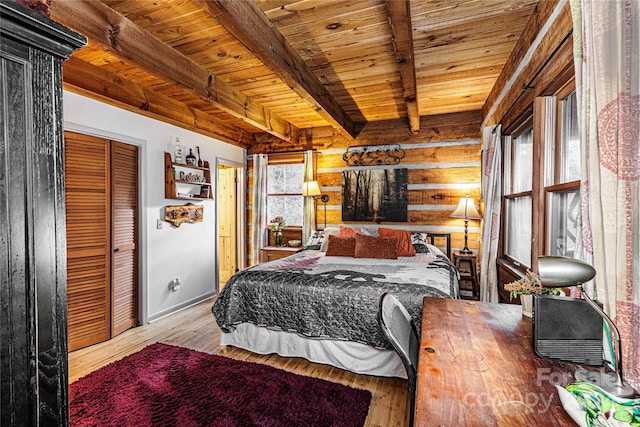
<box><xmin>354</xmin><ymin>234</ymin><xmax>399</xmax><ymax>259</ymax></box>
<box><xmin>378</xmin><ymin>228</ymin><xmax>416</xmax><ymax>257</ymax></box>
<box><xmin>325</xmin><ymin>235</ymin><xmax>356</xmax><ymax>257</ymax></box>
<box><xmin>338</xmin><ymin>225</ymin><xmax>359</xmax><ymax>238</ymax></box>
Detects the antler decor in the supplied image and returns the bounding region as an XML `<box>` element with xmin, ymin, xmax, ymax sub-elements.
<box><xmin>343</xmin><ymin>144</ymin><xmax>405</xmax><ymax>166</ymax></box>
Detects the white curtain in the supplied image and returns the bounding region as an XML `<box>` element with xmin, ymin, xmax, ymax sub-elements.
<box><xmin>251</xmin><ymin>154</ymin><xmax>268</xmax><ymax>265</ymax></box>
<box><xmin>303</xmin><ymin>150</ymin><xmax>316</xmax><ymax>244</ymax></box>
<box><xmin>571</xmin><ymin>0</ymin><xmax>640</xmax><ymax>390</ymax></box>
<box><xmin>480</xmin><ymin>125</ymin><xmax>503</xmax><ymax>302</ymax></box>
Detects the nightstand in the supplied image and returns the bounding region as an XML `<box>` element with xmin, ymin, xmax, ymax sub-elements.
<box><xmin>454</xmin><ymin>251</ymin><xmax>479</xmax><ymax>300</ymax></box>
<box><xmin>260</xmin><ymin>246</ymin><xmax>302</xmax><ymax>263</ymax></box>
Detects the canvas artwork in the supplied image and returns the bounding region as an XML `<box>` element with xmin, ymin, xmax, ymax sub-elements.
<box><xmin>342</xmin><ymin>168</ymin><xmax>408</xmax><ymax>222</ymax></box>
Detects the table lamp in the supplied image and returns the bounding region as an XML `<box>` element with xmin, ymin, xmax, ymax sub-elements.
<box><xmin>302</xmin><ymin>180</ymin><xmax>321</xmax><ymax>199</ymax></box>
<box><xmin>450</xmin><ymin>194</ymin><xmax>481</xmax><ymax>254</ymax></box>
<box><xmin>537</xmin><ymin>256</ymin><xmax>635</xmax><ymax>397</ymax></box>
<box><xmin>302</xmin><ymin>181</ymin><xmax>329</xmax><ymax>229</ymax></box>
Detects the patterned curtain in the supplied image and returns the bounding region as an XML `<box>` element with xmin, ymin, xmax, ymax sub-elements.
<box><xmin>571</xmin><ymin>0</ymin><xmax>639</xmax><ymax>390</ymax></box>
<box><xmin>251</xmin><ymin>154</ymin><xmax>268</xmax><ymax>265</ymax></box>
<box><xmin>303</xmin><ymin>150</ymin><xmax>316</xmax><ymax>244</ymax></box>
<box><xmin>479</xmin><ymin>125</ymin><xmax>503</xmax><ymax>302</ymax></box>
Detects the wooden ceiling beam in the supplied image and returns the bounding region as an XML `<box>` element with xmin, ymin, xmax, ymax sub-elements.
<box><xmin>50</xmin><ymin>0</ymin><xmax>298</xmax><ymax>142</ymax></box>
<box><xmin>193</xmin><ymin>0</ymin><xmax>361</xmax><ymax>140</ymax></box>
<box><xmin>62</xmin><ymin>56</ymin><xmax>255</xmax><ymax>147</ymax></box>
<box><xmin>248</xmin><ymin>110</ymin><xmax>482</xmax><ymax>154</ymax></box>
<box><xmin>385</xmin><ymin>0</ymin><xmax>420</xmax><ymax>133</ymax></box>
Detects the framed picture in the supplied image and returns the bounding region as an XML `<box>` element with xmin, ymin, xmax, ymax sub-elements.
<box><xmin>341</xmin><ymin>168</ymin><xmax>408</xmax><ymax>222</ymax></box>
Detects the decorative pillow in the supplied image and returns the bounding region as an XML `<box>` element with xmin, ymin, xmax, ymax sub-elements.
<box><xmin>411</xmin><ymin>232</ymin><xmax>431</xmax><ymax>254</ymax></box>
<box><xmin>320</xmin><ymin>227</ymin><xmax>340</xmax><ymax>251</ymax></box>
<box><xmin>325</xmin><ymin>235</ymin><xmax>356</xmax><ymax>257</ymax></box>
<box><xmin>304</xmin><ymin>230</ymin><xmax>324</xmax><ymax>250</ymax></box>
<box><xmin>338</xmin><ymin>225</ymin><xmax>359</xmax><ymax>238</ymax></box>
<box><xmin>304</xmin><ymin>227</ymin><xmax>339</xmax><ymax>251</ymax></box>
<box><xmin>427</xmin><ymin>243</ymin><xmax>448</xmax><ymax>259</ymax></box>
<box><xmin>354</xmin><ymin>234</ymin><xmax>398</xmax><ymax>259</ymax></box>
<box><xmin>378</xmin><ymin>228</ymin><xmax>416</xmax><ymax>257</ymax></box>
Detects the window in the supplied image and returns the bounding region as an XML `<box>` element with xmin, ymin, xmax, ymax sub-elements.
<box><xmin>545</xmin><ymin>87</ymin><xmax>581</xmax><ymax>257</ymax></box>
<box><xmin>267</xmin><ymin>163</ymin><xmax>304</xmax><ymax>226</ymax></box>
<box><xmin>503</xmin><ymin>122</ymin><xmax>533</xmax><ymax>266</ymax></box>
<box><xmin>500</xmin><ymin>80</ymin><xmax>580</xmax><ymax>270</ymax></box>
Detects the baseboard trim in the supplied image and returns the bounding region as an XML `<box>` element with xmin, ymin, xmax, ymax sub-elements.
<box><xmin>148</xmin><ymin>292</ymin><xmax>217</xmax><ymax>323</ymax></box>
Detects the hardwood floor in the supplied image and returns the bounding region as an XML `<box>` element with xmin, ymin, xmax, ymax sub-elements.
<box><xmin>69</xmin><ymin>297</ymin><xmax>409</xmax><ymax>426</ymax></box>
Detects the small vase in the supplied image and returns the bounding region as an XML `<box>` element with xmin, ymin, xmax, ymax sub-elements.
<box><xmin>274</xmin><ymin>231</ymin><xmax>283</xmax><ymax>247</ymax></box>
<box><xmin>520</xmin><ymin>294</ymin><xmax>533</xmax><ymax>317</ymax></box>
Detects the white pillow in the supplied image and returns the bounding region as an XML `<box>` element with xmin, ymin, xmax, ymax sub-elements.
<box><xmin>359</xmin><ymin>226</ymin><xmax>380</xmax><ymax>236</ymax></box>
<box><xmin>320</xmin><ymin>227</ymin><xmax>340</xmax><ymax>251</ymax></box>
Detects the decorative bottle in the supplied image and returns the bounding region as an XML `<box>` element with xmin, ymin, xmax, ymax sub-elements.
<box><xmin>173</xmin><ymin>137</ymin><xmax>183</xmax><ymax>164</ymax></box>
<box><xmin>197</xmin><ymin>146</ymin><xmax>203</xmax><ymax>167</ymax></box>
<box><xmin>186</xmin><ymin>148</ymin><xmax>197</xmax><ymax>165</ymax></box>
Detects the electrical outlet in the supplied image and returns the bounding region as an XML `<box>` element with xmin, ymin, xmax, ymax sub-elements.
<box><xmin>157</xmin><ymin>219</ymin><xmax>163</xmax><ymax>229</ymax></box>
<box><xmin>169</xmin><ymin>277</ymin><xmax>181</xmax><ymax>292</ymax></box>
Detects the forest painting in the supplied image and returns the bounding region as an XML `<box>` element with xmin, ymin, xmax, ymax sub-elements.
<box><xmin>342</xmin><ymin>168</ymin><xmax>408</xmax><ymax>222</ymax></box>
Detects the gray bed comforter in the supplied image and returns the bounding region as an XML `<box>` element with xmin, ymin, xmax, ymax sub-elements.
<box><xmin>212</xmin><ymin>250</ymin><xmax>458</xmax><ymax>350</ymax></box>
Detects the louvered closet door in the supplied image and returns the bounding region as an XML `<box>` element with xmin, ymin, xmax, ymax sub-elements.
<box><xmin>111</xmin><ymin>141</ymin><xmax>138</xmax><ymax>336</ymax></box>
<box><xmin>65</xmin><ymin>133</ymin><xmax>111</xmax><ymax>351</ymax></box>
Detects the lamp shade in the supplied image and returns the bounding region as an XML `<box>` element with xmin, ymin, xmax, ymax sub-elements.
<box><xmin>537</xmin><ymin>256</ymin><xmax>596</xmax><ymax>287</ymax></box>
<box><xmin>302</xmin><ymin>180</ymin><xmax>321</xmax><ymax>197</ymax></box>
<box><xmin>450</xmin><ymin>195</ymin><xmax>481</xmax><ymax>219</ymax></box>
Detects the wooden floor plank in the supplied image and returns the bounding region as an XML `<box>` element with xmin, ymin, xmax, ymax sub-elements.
<box><xmin>69</xmin><ymin>297</ymin><xmax>408</xmax><ymax>426</ymax></box>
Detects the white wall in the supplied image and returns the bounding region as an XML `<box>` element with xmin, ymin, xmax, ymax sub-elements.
<box><xmin>63</xmin><ymin>91</ymin><xmax>245</xmax><ymax>323</ymax></box>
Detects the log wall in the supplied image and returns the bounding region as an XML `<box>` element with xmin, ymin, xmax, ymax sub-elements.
<box><xmin>247</xmin><ymin>110</ymin><xmax>483</xmax><ymax>265</ymax></box>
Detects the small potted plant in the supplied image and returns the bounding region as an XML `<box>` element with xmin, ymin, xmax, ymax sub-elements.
<box><xmin>269</xmin><ymin>216</ymin><xmax>286</xmax><ymax>246</ymax></box>
<box><xmin>504</xmin><ymin>270</ymin><xmax>562</xmax><ymax>317</ymax></box>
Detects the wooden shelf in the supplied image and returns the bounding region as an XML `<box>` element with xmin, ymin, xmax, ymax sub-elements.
<box><xmin>170</xmin><ymin>161</ymin><xmax>210</xmax><ymax>172</ymax></box>
<box><xmin>164</xmin><ymin>152</ymin><xmax>213</xmax><ymax>200</ymax></box>
<box><xmin>174</xmin><ymin>180</ymin><xmax>212</xmax><ymax>186</ymax></box>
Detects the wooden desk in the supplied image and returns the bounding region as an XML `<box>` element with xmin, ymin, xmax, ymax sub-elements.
<box><xmin>416</xmin><ymin>298</ymin><xmax>581</xmax><ymax>426</ymax></box>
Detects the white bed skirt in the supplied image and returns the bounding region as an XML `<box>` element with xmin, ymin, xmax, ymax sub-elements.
<box><xmin>220</xmin><ymin>322</ymin><xmax>407</xmax><ymax>379</ymax></box>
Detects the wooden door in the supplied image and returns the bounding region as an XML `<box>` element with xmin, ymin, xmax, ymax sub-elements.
<box><xmin>65</xmin><ymin>132</ymin><xmax>138</xmax><ymax>351</ymax></box>
<box><xmin>65</xmin><ymin>133</ymin><xmax>111</xmax><ymax>351</ymax></box>
<box><xmin>218</xmin><ymin>166</ymin><xmax>237</xmax><ymax>289</ymax></box>
<box><xmin>111</xmin><ymin>141</ymin><xmax>138</xmax><ymax>336</ymax></box>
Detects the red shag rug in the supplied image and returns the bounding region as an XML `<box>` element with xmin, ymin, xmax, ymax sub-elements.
<box><xmin>70</xmin><ymin>343</ymin><xmax>372</xmax><ymax>427</ymax></box>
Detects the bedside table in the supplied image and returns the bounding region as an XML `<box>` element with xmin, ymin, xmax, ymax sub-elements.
<box><xmin>260</xmin><ymin>246</ymin><xmax>302</xmax><ymax>263</ymax></box>
<box><xmin>454</xmin><ymin>251</ymin><xmax>479</xmax><ymax>300</ymax></box>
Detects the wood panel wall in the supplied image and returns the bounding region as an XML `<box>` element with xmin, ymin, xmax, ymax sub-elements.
<box><xmin>247</xmin><ymin>110</ymin><xmax>482</xmax><ymax>265</ymax></box>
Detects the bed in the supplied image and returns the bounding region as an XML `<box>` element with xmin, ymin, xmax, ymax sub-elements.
<box><xmin>212</xmin><ymin>230</ymin><xmax>458</xmax><ymax>378</ymax></box>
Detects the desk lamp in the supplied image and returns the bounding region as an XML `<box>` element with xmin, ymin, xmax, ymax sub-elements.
<box><xmin>537</xmin><ymin>256</ymin><xmax>635</xmax><ymax>397</ymax></box>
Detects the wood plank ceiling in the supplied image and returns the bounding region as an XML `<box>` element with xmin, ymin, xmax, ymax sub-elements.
<box><xmin>51</xmin><ymin>0</ymin><xmax>539</xmax><ymax>151</ymax></box>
